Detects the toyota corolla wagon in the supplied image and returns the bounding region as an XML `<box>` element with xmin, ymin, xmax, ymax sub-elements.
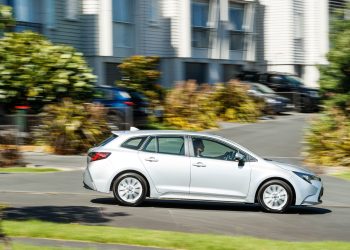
<box><xmin>83</xmin><ymin>130</ymin><xmax>323</xmax><ymax>213</ymax></box>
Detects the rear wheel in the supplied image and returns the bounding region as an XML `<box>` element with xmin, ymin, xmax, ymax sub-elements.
<box><xmin>257</xmin><ymin>180</ymin><xmax>293</xmax><ymax>213</ymax></box>
<box><xmin>112</xmin><ymin>173</ymin><xmax>147</xmax><ymax>206</ymax></box>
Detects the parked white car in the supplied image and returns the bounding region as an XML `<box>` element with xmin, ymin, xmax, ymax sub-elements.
<box><xmin>83</xmin><ymin>130</ymin><xmax>323</xmax><ymax>213</ymax></box>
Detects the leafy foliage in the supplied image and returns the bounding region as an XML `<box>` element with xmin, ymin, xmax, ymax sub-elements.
<box><xmin>306</xmin><ymin>108</ymin><xmax>350</xmax><ymax>167</ymax></box>
<box><xmin>319</xmin><ymin>6</ymin><xmax>350</xmax><ymax>113</ymax></box>
<box><xmin>164</xmin><ymin>81</ymin><xmax>263</xmax><ymax>130</ymax></box>
<box><xmin>0</xmin><ymin>4</ymin><xmax>14</xmax><ymax>30</ymax></box>
<box><xmin>117</xmin><ymin>55</ymin><xmax>164</xmax><ymax>106</ymax></box>
<box><xmin>0</xmin><ymin>130</ymin><xmax>21</xmax><ymax>167</ymax></box>
<box><xmin>306</xmin><ymin>6</ymin><xmax>350</xmax><ymax>167</ymax></box>
<box><xmin>34</xmin><ymin>99</ymin><xmax>110</xmax><ymax>154</ymax></box>
<box><xmin>164</xmin><ymin>81</ymin><xmax>218</xmax><ymax>130</ymax></box>
<box><xmin>212</xmin><ymin>80</ymin><xmax>263</xmax><ymax>122</ymax></box>
<box><xmin>0</xmin><ymin>31</ymin><xmax>96</xmax><ymax>110</ymax></box>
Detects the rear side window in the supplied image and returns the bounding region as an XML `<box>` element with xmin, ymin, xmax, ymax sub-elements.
<box><xmin>96</xmin><ymin>134</ymin><xmax>118</xmax><ymax>147</ymax></box>
<box><xmin>142</xmin><ymin>136</ymin><xmax>185</xmax><ymax>156</ymax></box>
<box><xmin>121</xmin><ymin>137</ymin><xmax>147</xmax><ymax>150</ymax></box>
<box><xmin>158</xmin><ymin>137</ymin><xmax>184</xmax><ymax>155</ymax></box>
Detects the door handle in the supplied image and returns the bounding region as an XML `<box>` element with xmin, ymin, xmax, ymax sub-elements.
<box><xmin>145</xmin><ymin>157</ymin><xmax>158</xmax><ymax>162</ymax></box>
<box><xmin>193</xmin><ymin>162</ymin><xmax>206</xmax><ymax>167</ymax></box>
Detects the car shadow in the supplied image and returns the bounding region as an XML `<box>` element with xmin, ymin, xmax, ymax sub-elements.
<box><xmin>3</xmin><ymin>206</ymin><xmax>130</xmax><ymax>224</ymax></box>
<box><xmin>90</xmin><ymin>198</ymin><xmax>332</xmax><ymax>215</ymax></box>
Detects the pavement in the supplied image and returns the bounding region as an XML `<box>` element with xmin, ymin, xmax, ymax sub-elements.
<box><xmin>10</xmin><ymin>237</ymin><xmax>167</xmax><ymax>250</ymax></box>
<box><xmin>1</xmin><ymin>112</ymin><xmax>350</xmax><ymax>246</ymax></box>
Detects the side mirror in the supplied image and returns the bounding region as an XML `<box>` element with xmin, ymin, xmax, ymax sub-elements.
<box><xmin>235</xmin><ymin>152</ymin><xmax>245</xmax><ymax>167</ymax></box>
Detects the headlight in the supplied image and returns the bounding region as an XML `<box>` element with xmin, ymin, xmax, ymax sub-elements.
<box><xmin>293</xmin><ymin>171</ymin><xmax>321</xmax><ymax>183</ymax></box>
<box><xmin>308</xmin><ymin>91</ymin><xmax>319</xmax><ymax>98</ymax></box>
<box><xmin>266</xmin><ymin>98</ymin><xmax>281</xmax><ymax>104</ymax></box>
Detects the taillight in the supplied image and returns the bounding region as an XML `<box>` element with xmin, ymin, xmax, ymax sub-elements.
<box><xmin>88</xmin><ymin>152</ymin><xmax>111</xmax><ymax>162</ymax></box>
<box><xmin>124</xmin><ymin>101</ymin><xmax>134</xmax><ymax>106</ymax></box>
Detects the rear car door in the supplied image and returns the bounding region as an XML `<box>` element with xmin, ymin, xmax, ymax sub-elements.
<box><xmin>138</xmin><ymin>136</ymin><xmax>190</xmax><ymax>195</ymax></box>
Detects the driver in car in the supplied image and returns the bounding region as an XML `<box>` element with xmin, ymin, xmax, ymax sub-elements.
<box><xmin>193</xmin><ymin>138</ymin><xmax>237</xmax><ymax>161</ymax></box>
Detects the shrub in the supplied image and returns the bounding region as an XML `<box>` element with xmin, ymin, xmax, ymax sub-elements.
<box><xmin>0</xmin><ymin>31</ymin><xmax>96</xmax><ymax>110</ymax></box>
<box><xmin>34</xmin><ymin>99</ymin><xmax>110</xmax><ymax>154</ymax></box>
<box><xmin>164</xmin><ymin>81</ymin><xmax>218</xmax><ymax>130</ymax></box>
<box><xmin>212</xmin><ymin>80</ymin><xmax>263</xmax><ymax>122</ymax></box>
<box><xmin>0</xmin><ymin>130</ymin><xmax>21</xmax><ymax>167</ymax></box>
<box><xmin>305</xmin><ymin>108</ymin><xmax>350</xmax><ymax>167</ymax></box>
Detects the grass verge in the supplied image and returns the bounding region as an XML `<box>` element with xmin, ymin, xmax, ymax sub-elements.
<box><xmin>3</xmin><ymin>220</ymin><xmax>350</xmax><ymax>250</ymax></box>
<box><xmin>0</xmin><ymin>167</ymin><xmax>60</xmax><ymax>173</ymax></box>
<box><xmin>332</xmin><ymin>170</ymin><xmax>350</xmax><ymax>181</ymax></box>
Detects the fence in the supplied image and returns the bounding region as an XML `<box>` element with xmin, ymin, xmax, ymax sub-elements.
<box><xmin>0</xmin><ymin>107</ymin><xmax>134</xmax><ymax>146</ymax></box>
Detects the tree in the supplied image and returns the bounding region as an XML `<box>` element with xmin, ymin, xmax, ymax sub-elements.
<box><xmin>0</xmin><ymin>4</ymin><xmax>14</xmax><ymax>31</ymax></box>
<box><xmin>305</xmin><ymin>6</ymin><xmax>350</xmax><ymax>167</ymax></box>
<box><xmin>117</xmin><ymin>55</ymin><xmax>163</xmax><ymax>106</ymax></box>
<box><xmin>0</xmin><ymin>31</ymin><xmax>96</xmax><ymax>110</ymax></box>
<box><xmin>319</xmin><ymin>6</ymin><xmax>350</xmax><ymax>114</ymax></box>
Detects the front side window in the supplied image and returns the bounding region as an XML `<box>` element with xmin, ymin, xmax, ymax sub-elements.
<box><xmin>192</xmin><ymin>137</ymin><xmax>238</xmax><ymax>161</ymax></box>
<box><xmin>142</xmin><ymin>136</ymin><xmax>185</xmax><ymax>156</ymax></box>
<box><xmin>191</xmin><ymin>1</ymin><xmax>209</xmax><ymax>48</ymax></box>
<box><xmin>121</xmin><ymin>137</ymin><xmax>147</xmax><ymax>150</ymax></box>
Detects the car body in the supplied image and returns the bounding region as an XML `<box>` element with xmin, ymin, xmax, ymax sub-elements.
<box><xmin>237</xmin><ymin>72</ymin><xmax>320</xmax><ymax>112</ymax></box>
<box><xmin>94</xmin><ymin>86</ymin><xmax>149</xmax><ymax>129</ymax></box>
<box><xmin>83</xmin><ymin>130</ymin><xmax>323</xmax><ymax>213</ymax></box>
<box><xmin>244</xmin><ymin>82</ymin><xmax>291</xmax><ymax>114</ymax></box>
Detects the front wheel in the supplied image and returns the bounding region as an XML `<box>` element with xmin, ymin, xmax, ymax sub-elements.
<box><xmin>112</xmin><ymin>173</ymin><xmax>147</xmax><ymax>206</ymax></box>
<box><xmin>257</xmin><ymin>180</ymin><xmax>293</xmax><ymax>213</ymax></box>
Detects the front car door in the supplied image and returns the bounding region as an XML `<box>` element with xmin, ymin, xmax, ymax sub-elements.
<box><xmin>189</xmin><ymin>136</ymin><xmax>252</xmax><ymax>200</ymax></box>
<box><xmin>138</xmin><ymin>135</ymin><xmax>190</xmax><ymax>196</ymax></box>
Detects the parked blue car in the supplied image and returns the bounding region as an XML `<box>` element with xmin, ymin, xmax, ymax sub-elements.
<box><xmin>94</xmin><ymin>86</ymin><xmax>149</xmax><ymax>129</ymax></box>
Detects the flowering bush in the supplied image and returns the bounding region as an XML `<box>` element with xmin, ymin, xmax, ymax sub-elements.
<box><xmin>34</xmin><ymin>99</ymin><xmax>110</xmax><ymax>154</ymax></box>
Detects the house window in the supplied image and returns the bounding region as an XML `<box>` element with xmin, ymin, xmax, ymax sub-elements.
<box><xmin>191</xmin><ymin>1</ymin><xmax>209</xmax><ymax>48</ymax></box>
<box><xmin>13</xmin><ymin>0</ymin><xmax>41</xmax><ymax>23</ymax></box>
<box><xmin>230</xmin><ymin>33</ymin><xmax>244</xmax><ymax>51</ymax></box>
<box><xmin>294</xmin><ymin>12</ymin><xmax>303</xmax><ymax>39</ymax></box>
<box><xmin>113</xmin><ymin>0</ymin><xmax>134</xmax><ymax>48</ymax></box>
<box><xmin>66</xmin><ymin>0</ymin><xmax>79</xmax><ymax>20</ymax></box>
<box><xmin>229</xmin><ymin>3</ymin><xmax>245</xmax><ymax>51</ymax></box>
<box><xmin>149</xmin><ymin>0</ymin><xmax>159</xmax><ymax>23</ymax></box>
<box><xmin>46</xmin><ymin>0</ymin><xmax>55</xmax><ymax>28</ymax></box>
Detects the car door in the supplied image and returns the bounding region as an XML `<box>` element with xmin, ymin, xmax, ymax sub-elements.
<box><xmin>189</xmin><ymin>136</ymin><xmax>252</xmax><ymax>199</ymax></box>
<box><xmin>138</xmin><ymin>136</ymin><xmax>190</xmax><ymax>195</ymax></box>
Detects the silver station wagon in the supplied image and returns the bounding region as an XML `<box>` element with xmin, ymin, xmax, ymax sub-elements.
<box><xmin>83</xmin><ymin>130</ymin><xmax>323</xmax><ymax>213</ymax></box>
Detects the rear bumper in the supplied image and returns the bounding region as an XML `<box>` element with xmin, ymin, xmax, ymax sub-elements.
<box><xmin>83</xmin><ymin>168</ymin><xmax>97</xmax><ymax>191</ymax></box>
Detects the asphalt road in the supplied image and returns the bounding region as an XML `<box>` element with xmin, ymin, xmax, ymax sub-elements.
<box><xmin>1</xmin><ymin>113</ymin><xmax>350</xmax><ymax>242</ymax></box>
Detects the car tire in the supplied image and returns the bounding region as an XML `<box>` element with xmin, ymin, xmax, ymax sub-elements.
<box><xmin>112</xmin><ymin>173</ymin><xmax>147</xmax><ymax>206</ymax></box>
<box><xmin>257</xmin><ymin>180</ymin><xmax>293</xmax><ymax>213</ymax></box>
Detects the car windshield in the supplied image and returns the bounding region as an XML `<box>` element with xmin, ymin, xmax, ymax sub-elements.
<box><xmin>284</xmin><ymin>75</ymin><xmax>304</xmax><ymax>87</ymax></box>
<box><xmin>254</xmin><ymin>83</ymin><xmax>275</xmax><ymax>94</ymax></box>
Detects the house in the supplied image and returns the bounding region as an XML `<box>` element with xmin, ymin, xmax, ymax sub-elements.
<box><xmin>0</xmin><ymin>0</ymin><xmax>330</xmax><ymax>88</ymax></box>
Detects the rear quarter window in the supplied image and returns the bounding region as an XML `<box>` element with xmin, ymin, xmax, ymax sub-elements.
<box><xmin>121</xmin><ymin>137</ymin><xmax>147</xmax><ymax>150</ymax></box>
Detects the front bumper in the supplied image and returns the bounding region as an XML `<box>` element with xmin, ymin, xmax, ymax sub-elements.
<box><xmin>301</xmin><ymin>182</ymin><xmax>324</xmax><ymax>205</ymax></box>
